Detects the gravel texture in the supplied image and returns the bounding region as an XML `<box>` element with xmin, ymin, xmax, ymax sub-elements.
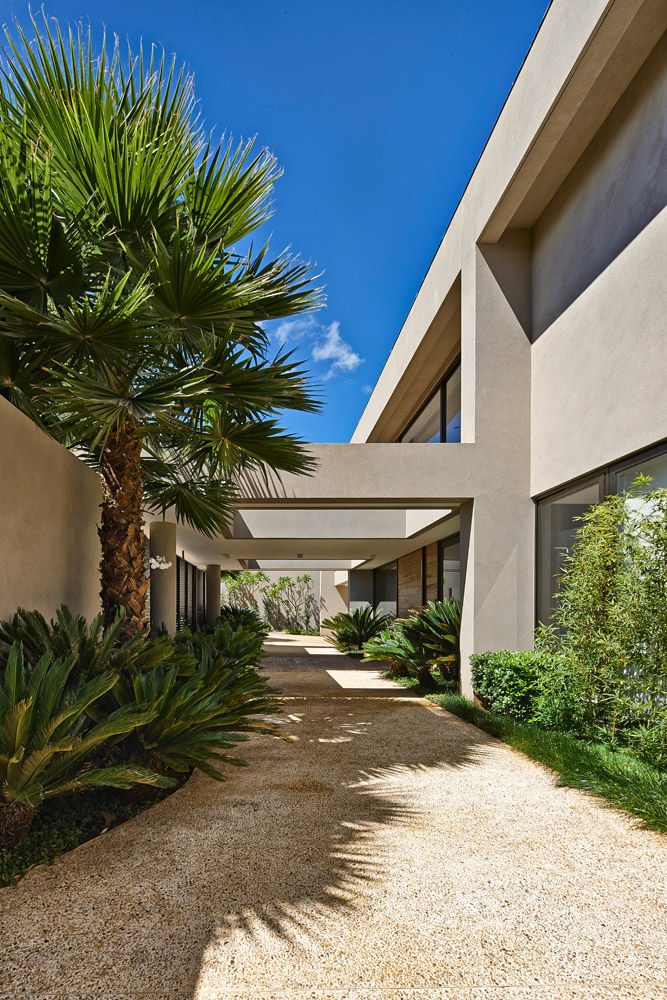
<box><xmin>1</xmin><ymin>638</ymin><xmax>665</xmax><ymax>999</ymax></box>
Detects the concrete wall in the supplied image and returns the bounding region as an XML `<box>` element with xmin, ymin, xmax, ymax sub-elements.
<box><xmin>0</xmin><ymin>397</ymin><xmax>102</xmax><ymax>622</ymax></box>
<box><xmin>531</xmin><ymin>34</ymin><xmax>666</xmax><ymax>339</ymax></box>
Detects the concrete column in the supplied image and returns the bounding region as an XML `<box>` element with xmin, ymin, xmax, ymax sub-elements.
<box><xmin>456</xmin><ymin>243</ymin><xmax>535</xmax><ymax>697</ymax></box>
<box><xmin>458</xmin><ymin>495</ymin><xmax>535</xmax><ymax>698</ymax></box>
<box><xmin>205</xmin><ymin>564</ymin><xmax>222</xmax><ymax>626</ymax></box>
<box><xmin>348</xmin><ymin>569</ymin><xmax>374</xmax><ymax>610</ymax></box>
<box><xmin>149</xmin><ymin>521</ymin><xmax>177</xmax><ymax>634</ymax></box>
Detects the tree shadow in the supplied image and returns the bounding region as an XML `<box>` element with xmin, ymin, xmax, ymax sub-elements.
<box><xmin>1</xmin><ymin>693</ymin><xmax>496</xmax><ymax>997</ymax></box>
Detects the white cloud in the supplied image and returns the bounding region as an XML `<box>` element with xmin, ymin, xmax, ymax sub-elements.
<box><xmin>267</xmin><ymin>316</ymin><xmax>364</xmax><ymax>382</ymax></box>
<box><xmin>311</xmin><ymin>321</ymin><xmax>363</xmax><ymax>380</ymax></box>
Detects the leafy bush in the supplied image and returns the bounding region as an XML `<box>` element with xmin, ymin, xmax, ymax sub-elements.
<box><xmin>0</xmin><ymin>606</ymin><xmax>173</xmax><ymax>680</ymax></box>
<box><xmin>535</xmin><ymin>478</ymin><xmax>667</xmax><ymax>761</ymax></box>
<box><xmin>322</xmin><ymin>606</ymin><xmax>394</xmax><ymax>653</ymax></box>
<box><xmin>175</xmin><ymin>617</ymin><xmax>266</xmax><ymax>673</ymax></box>
<box><xmin>262</xmin><ymin>574</ymin><xmax>319</xmax><ymax>632</ymax></box>
<box><xmin>114</xmin><ymin>639</ymin><xmax>285</xmax><ymax>780</ymax></box>
<box><xmin>361</xmin><ymin>600</ymin><xmax>461</xmax><ymax>689</ymax></box>
<box><xmin>0</xmin><ymin>644</ymin><xmax>168</xmax><ymax>847</ymax></box>
<box><xmin>470</xmin><ymin>650</ymin><xmax>543</xmax><ymax>721</ymax></box>
<box><xmin>222</xmin><ymin>570</ymin><xmax>319</xmax><ymax>633</ymax></box>
<box><xmin>402</xmin><ymin>600</ymin><xmax>461</xmax><ymax>681</ymax></box>
<box><xmin>362</xmin><ymin>623</ymin><xmax>436</xmax><ymax>687</ymax></box>
<box><xmin>216</xmin><ymin>605</ymin><xmax>269</xmax><ymax>639</ymax></box>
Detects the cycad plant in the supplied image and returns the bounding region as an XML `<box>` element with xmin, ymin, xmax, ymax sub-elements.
<box><xmin>0</xmin><ymin>606</ymin><xmax>174</xmax><ymax>679</ymax></box>
<box><xmin>362</xmin><ymin>624</ymin><xmax>435</xmax><ymax>687</ymax></box>
<box><xmin>0</xmin><ymin>15</ymin><xmax>322</xmax><ymax>639</ymax></box>
<box><xmin>114</xmin><ymin>640</ymin><xmax>285</xmax><ymax>780</ymax></box>
<box><xmin>322</xmin><ymin>606</ymin><xmax>394</xmax><ymax>653</ymax></box>
<box><xmin>0</xmin><ymin>643</ymin><xmax>168</xmax><ymax>847</ymax></box>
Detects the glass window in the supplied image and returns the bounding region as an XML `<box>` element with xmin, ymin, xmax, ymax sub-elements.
<box><xmin>400</xmin><ymin>390</ymin><xmax>440</xmax><ymax>443</ymax></box>
<box><xmin>615</xmin><ymin>450</ymin><xmax>667</xmax><ymax>494</ymax></box>
<box><xmin>439</xmin><ymin>535</ymin><xmax>461</xmax><ymax>603</ymax></box>
<box><xmin>399</xmin><ymin>359</ymin><xmax>461</xmax><ymax>443</ymax></box>
<box><xmin>445</xmin><ymin>364</ymin><xmax>461</xmax><ymax>443</ymax></box>
<box><xmin>536</xmin><ymin>481</ymin><xmax>602</xmax><ymax>626</ymax></box>
<box><xmin>373</xmin><ymin>560</ymin><xmax>397</xmax><ymax>616</ymax></box>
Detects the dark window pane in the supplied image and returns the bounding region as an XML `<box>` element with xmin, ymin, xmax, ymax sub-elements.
<box><xmin>440</xmin><ymin>535</ymin><xmax>461</xmax><ymax>602</ymax></box>
<box><xmin>373</xmin><ymin>560</ymin><xmax>397</xmax><ymax>616</ymax></box>
<box><xmin>400</xmin><ymin>391</ymin><xmax>440</xmax><ymax>443</ymax></box>
<box><xmin>445</xmin><ymin>364</ymin><xmax>461</xmax><ymax>443</ymax></box>
<box><xmin>537</xmin><ymin>481</ymin><xmax>601</xmax><ymax>626</ymax></box>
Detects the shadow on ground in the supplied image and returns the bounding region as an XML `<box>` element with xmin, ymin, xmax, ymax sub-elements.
<box><xmin>0</xmin><ymin>677</ymin><xmax>493</xmax><ymax>998</ymax></box>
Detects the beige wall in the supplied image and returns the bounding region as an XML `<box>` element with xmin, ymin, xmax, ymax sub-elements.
<box><xmin>0</xmin><ymin>397</ymin><xmax>102</xmax><ymax>622</ymax></box>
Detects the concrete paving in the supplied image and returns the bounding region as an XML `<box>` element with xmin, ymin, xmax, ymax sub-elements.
<box><xmin>1</xmin><ymin>636</ymin><xmax>666</xmax><ymax>999</ymax></box>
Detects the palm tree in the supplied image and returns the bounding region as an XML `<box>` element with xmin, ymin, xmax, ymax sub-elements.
<box><xmin>0</xmin><ymin>15</ymin><xmax>322</xmax><ymax>639</ymax></box>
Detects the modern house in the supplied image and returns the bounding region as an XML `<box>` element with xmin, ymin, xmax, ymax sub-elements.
<box><xmin>1</xmin><ymin>0</ymin><xmax>666</xmax><ymax>697</ymax></box>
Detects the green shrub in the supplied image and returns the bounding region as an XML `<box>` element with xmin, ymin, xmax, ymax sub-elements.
<box><xmin>114</xmin><ymin>643</ymin><xmax>285</xmax><ymax>780</ymax></box>
<box><xmin>470</xmin><ymin>650</ymin><xmax>544</xmax><ymax>721</ymax></box>
<box><xmin>0</xmin><ymin>643</ymin><xmax>168</xmax><ymax>847</ymax></box>
<box><xmin>175</xmin><ymin>618</ymin><xmax>266</xmax><ymax>674</ymax></box>
<box><xmin>362</xmin><ymin>623</ymin><xmax>435</xmax><ymax>687</ymax></box>
<box><xmin>402</xmin><ymin>600</ymin><xmax>461</xmax><ymax>682</ymax></box>
<box><xmin>536</xmin><ymin>477</ymin><xmax>667</xmax><ymax>750</ymax></box>
<box><xmin>323</xmin><ymin>606</ymin><xmax>393</xmax><ymax>653</ymax></box>
<box><xmin>0</xmin><ymin>606</ymin><xmax>173</xmax><ymax>680</ymax></box>
<box><xmin>216</xmin><ymin>605</ymin><xmax>269</xmax><ymax>639</ymax></box>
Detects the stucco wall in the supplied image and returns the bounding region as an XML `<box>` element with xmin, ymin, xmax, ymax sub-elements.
<box><xmin>531</xmin><ymin>34</ymin><xmax>667</xmax><ymax>338</ymax></box>
<box><xmin>0</xmin><ymin>397</ymin><xmax>102</xmax><ymax>622</ymax></box>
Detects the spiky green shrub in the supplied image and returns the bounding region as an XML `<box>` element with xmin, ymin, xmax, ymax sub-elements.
<box><xmin>403</xmin><ymin>600</ymin><xmax>461</xmax><ymax>681</ymax></box>
<box><xmin>174</xmin><ymin>618</ymin><xmax>266</xmax><ymax>674</ymax></box>
<box><xmin>0</xmin><ymin>643</ymin><xmax>168</xmax><ymax>847</ymax></box>
<box><xmin>362</xmin><ymin>623</ymin><xmax>436</xmax><ymax>687</ymax></box>
<box><xmin>216</xmin><ymin>605</ymin><xmax>269</xmax><ymax>639</ymax></box>
<box><xmin>114</xmin><ymin>640</ymin><xmax>285</xmax><ymax>780</ymax></box>
<box><xmin>0</xmin><ymin>606</ymin><xmax>173</xmax><ymax>680</ymax></box>
<box><xmin>322</xmin><ymin>606</ymin><xmax>394</xmax><ymax>653</ymax></box>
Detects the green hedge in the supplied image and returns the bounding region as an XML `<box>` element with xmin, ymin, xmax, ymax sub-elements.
<box><xmin>469</xmin><ymin>649</ymin><xmax>544</xmax><ymax>720</ymax></box>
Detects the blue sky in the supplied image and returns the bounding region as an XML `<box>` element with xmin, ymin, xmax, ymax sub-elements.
<box><xmin>4</xmin><ymin>0</ymin><xmax>550</xmax><ymax>441</ymax></box>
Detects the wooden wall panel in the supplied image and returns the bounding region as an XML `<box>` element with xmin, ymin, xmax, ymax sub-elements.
<box><xmin>425</xmin><ymin>542</ymin><xmax>438</xmax><ymax>602</ymax></box>
<box><xmin>397</xmin><ymin>549</ymin><xmax>423</xmax><ymax>618</ymax></box>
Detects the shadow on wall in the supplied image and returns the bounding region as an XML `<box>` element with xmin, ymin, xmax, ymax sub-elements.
<box><xmin>0</xmin><ymin>693</ymin><xmax>495</xmax><ymax>996</ymax></box>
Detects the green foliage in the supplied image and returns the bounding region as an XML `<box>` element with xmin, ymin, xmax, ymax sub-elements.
<box><xmin>0</xmin><ymin>606</ymin><xmax>173</xmax><ymax>680</ymax></box>
<box><xmin>0</xmin><ymin>643</ymin><xmax>168</xmax><ymax>809</ymax></box>
<box><xmin>262</xmin><ymin>574</ymin><xmax>318</xmax><ymax>632</ymax></box>
<box><xmin>430</xmin><ymin>694</ymin><xmax>667</xmax><ymax>833</ymax></box>
<box><xmin>0</xmin><ymin>13</ymin><xmax>322</xmax><ymax>538</ymax></box>
<box><xmin>221</xmin><ymin>571</ymin><xmax>269</xmax><ymax>611</ymax></box>
<box><xmin>174</xmin><ymin>617</ymin><xmax>266</xmax><ymax>674</ymax></box>
<box><xmin>362</xmin><ymin>623</ymin><xmax>436</xmax><ymax>687</ymax></box>
<box><xmin>114</xmin><ymin>641</ymin><xmax>284</xmax><ymax>780</ymax></box>
<box><xmin>322</xmin><ymin>606</ymin><xmax>393</xmax><ymax>653</ymax></box>
<box><xmin>535</xmin><ymin>478</ymin><xmax>667</xmax><ymax>763</ymax></box>
<box><xmin>470</xmin><ymin>650</ymin><xmax>544</xmax><ymax>721</ymax></box>
<box><xmin>217</xmin><ymin>605</ymin><xmax>269</xmax><ymax>639</ymax></box>
<box><xmin>222</xmin><ymin>570</ymin><xmax>319</xmax><ymax>633</ymax></box>
<box><xmin>361</xmin><ymin>600</ymin><xmax>461</xmax><ymax>688</ymax></box>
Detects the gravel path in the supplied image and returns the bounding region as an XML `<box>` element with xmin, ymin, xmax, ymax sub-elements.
<box><xmin>1</xmin><ymin>639</ymin><xmax>666</xmax><ymax>999</ymax></box>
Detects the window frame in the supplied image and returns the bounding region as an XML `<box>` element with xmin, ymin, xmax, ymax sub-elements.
<box><xmin>534</xmin><ymin>438</ymin><xmax>667</xmax><ymax>627</ymax></box>
<box><xmin>398</xmin><ymin>355</ymin><xmax>461</xmax><ymax>443</ymax></box>
<box><xmin>437</xmin><ymin>532</ymin><xmax>461</xmax><ymax>603</ymax></box>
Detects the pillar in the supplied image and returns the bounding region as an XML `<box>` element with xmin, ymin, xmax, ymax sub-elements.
<box><xmin>205</xmin><ymin>564</ymin><xmax>221</xmax><ymax>626</ymax></box>
<box><xmin>149</xmin><ymin>521</ymin><xmax>177</xmax><ymax>634</ymax></box>
<box><xmin>348</xmin><ymin>569</ymin><xmax>374</xmax><ymax>610</ymax></box>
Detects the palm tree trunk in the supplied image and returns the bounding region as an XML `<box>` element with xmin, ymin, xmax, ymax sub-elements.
<box><xmin>99</xmin><ymin>416</ymin><xmax>148</xmax><ymax>640</ymax></box>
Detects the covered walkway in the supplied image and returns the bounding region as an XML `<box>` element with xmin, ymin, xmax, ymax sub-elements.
<box><xmin>2</xmin><ymin>636</ymin><xmax>665</xmax><ymax>998</ymax></box>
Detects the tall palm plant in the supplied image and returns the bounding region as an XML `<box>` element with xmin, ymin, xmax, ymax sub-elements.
<box><xmin>0</xmin><ymin>15</ymin><xmax>322</xmax><ymax>638</ymax></box>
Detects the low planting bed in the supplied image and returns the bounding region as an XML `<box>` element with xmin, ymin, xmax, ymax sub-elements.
<box><xmin>0</xmin><ymin>604</ymin><xmax>281</xmax><ymax>884</ymax></box>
